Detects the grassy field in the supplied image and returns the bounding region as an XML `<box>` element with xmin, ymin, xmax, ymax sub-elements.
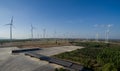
<box><xmin>54</xmin><ymin>42</ymin><xmax>120</xmax><ymax>71</ymax></box>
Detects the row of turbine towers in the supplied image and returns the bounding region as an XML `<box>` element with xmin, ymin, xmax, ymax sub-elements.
<box><xmin>31</xmin><ymin>24</ymin><xmax>46</xmax><ymax>39</ymax></box>
<box><xmin>95</xmin><ymin>24</ymin><xmax>112</xmax><ymax>43</ymax></box>
<box><xmin>5</xmin><ymin>17</ymin><xmax>81</xmax><ymax>40</ymax></box>
<box><xmin>6</xmin><ymin>16</ymin><xmax>47</xmax><ymax>41</ymax></box>
<box><xmin>6</xmin><ymin>17</ymin><xmax>112</xmax><ymax>43</ymax></box>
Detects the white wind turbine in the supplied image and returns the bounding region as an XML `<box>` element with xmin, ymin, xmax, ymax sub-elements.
<box><xmin>54</xmin><ymin>30</ymin><xmax>57</xmax><ymax>44</ymax></box>
<box><xmin>105</xmin><ymin>24</ymin><xmax>112</xmax><ymax>43</ymax></box>
<box><xmin>54</xmin><ymin>30</ymin><xmax>56</xmax><ymax>38</ymax></box>
<box><xmin>31</xmin><ymin>24</ymin><xmax>35</xmax><ymax>39</ymax></box>
<box><xmin>94</xmin><ymin>24</ymin><xmax>99</xmax><ymax>42</ymax></box>
<box><xmin>5</xmin><ymin>16</ymin><xmax>14</xmax><ymax>41</ymax></box>
<box><xmin>43</xmin><ymin>29</ymin><xmax>46</xmax><ymax>38</ymax></box>
<box><xmin>95</xmin><ymin>33</ymin><xmax>99</xmax><ymax>42</ymax></box>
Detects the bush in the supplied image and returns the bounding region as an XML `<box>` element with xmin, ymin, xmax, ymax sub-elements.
<box><xmin>102</xmin><ymin>63</ymin><xmax>117</xmax><ymax>71</ymax></box>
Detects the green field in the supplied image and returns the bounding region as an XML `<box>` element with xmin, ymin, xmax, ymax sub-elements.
<box><xmin>54</xmin><ymin>42</ymin><xmax>120</xmax><ymax>71</ymax></box>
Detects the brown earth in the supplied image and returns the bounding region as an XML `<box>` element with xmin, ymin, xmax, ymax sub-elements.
<box><xmin>0</xmin><ymin>40</ymin><xmax>72</xmax><ymax>48</ymax></box>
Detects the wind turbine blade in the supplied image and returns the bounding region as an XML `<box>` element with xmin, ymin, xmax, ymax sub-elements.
<box><xmin>11</xmin><ymin>16</ymin><xmax>13</xmax><ymax>25</ymax></box>
<box><xmin>6</xmin><ymin>23</ymin><xmax>10</xmax><ymax>25</ymax></box>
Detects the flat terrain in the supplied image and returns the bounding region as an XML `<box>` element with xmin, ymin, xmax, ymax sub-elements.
<box><xmin>0</xmin><ymin>40</ymin><xmax>71</xmax><ymax>48</ymax></box>
<box><xmin>35</xmin><ymin>46</ymin><xmax>84</xmax><ymax>56</ymax></box>
<box><xmin>0</xmin><ymin>46</ymin><xmax>84</xmax><ymax>71</ymax></box>
<box><xmin>0</xmin><ymin>47</ymin><xmax>19</xmax><ymax>61</ymax></box>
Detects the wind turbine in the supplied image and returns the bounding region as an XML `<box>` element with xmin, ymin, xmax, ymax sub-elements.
<box><xmin>54</xmin><ymin>31</ymin><xmax>56</xmax><ymax>38</ymax></box>
<box><xmin>95</xmin><ymin>33</ymin><xmax>99</xmax><ymax>42</ymax></box>
<box><xmin>31</xmin><ymin>24</ymin><xmax>35</xmax><ymax>40</ymax></box>
<box><xmin>105</xmin><ymin>24</ymin><xmax>112</xmax><ymax>43</ymax></box>
<box><xmin>54</xmin><ymin>30</ymin><xmax>57</xmax><ymax>44</ymax></box>
<box><xmin>6</xmin><ymin>16</ymin><xmax>14</xmax><ymax>41</ymax></box>
<box><xmin>37</xmin><ymin>34</ymin><xmax>39</xmax><ymax>39</ymax></box>
<box><xmin>94</xmin><ymin>24</ymin><xmax>99</xmax><ymax>42</ymax></box>
<box><xmin>43</xmin><ymin>29</ymin><xmax>46</xmax><ymax>38</ymax></box>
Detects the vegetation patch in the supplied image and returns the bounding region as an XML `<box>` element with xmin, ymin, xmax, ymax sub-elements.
<box><xmin>54</xmin><ymin>42</ymin><xmax>120</xmax><ymax>71</ymax></box>
<box><xmin>55</xmin><ymin>68</ymin><xmax>70</xmax><ymax>71</ymax></box>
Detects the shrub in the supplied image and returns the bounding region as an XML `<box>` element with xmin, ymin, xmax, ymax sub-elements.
<box><xmin>102</xmin><ymin>63</ymin><xmax>117</xmax><ymax>71</ymax></box>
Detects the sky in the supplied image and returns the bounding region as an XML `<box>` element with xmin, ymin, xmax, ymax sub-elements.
<box><xmin>0</xmin><ymin>0</ymin><xmax>120</xmax><ymax>39</ymax></box>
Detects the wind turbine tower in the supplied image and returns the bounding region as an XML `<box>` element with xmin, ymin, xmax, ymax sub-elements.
<box><xmin>95</xmin><ymin>33</ymin><xmax>99</xmax><ymax>42</ymax></box>
<box><xmin>43</xmin><ymin>29</ymin><xmax>46</xmax><ymax>38</ymax></box>
<box><xmin>6</xmin><ymin>16</ymin><xmax>14</xmax><ymax>41</ymax></box>
<box><xmin>54</xmin><ymin>30</ymin><xmax>56</xmax><ymax>38</ymax></box>
<box><xmin>37</xmin><ymin>34</ymin><xmax>39</xmax><ymax>39</ymax></box>
<box><xmin>31</xmin><ymin>24</ymin><xmax>35</xmax><ymax>39</ymax></box>
<box><xmin>54</xmin><ymin>30</ymin><xmax>57</xmax><ymax>44</ymax></box>
<box><xmin>105</xmin><ymin>24</ymin><xmax>112</xmax><ymax>43</ymax></box>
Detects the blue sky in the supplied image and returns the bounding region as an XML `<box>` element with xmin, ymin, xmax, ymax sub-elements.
<box><xmin>0</xmin><ymin>0</ymin><xmax>120</xmax><ymax>39</ymax></box>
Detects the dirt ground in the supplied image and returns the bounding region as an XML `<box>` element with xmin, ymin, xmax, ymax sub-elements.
<box><xmin>0</xmin><ymin>46</ymin><xmax>84</xmax><ymax>71</ymax></box>
<box><xmin>0</xmin><ymin>40</ymin><xmax>72</xmax><ymax>48</ymax></box>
